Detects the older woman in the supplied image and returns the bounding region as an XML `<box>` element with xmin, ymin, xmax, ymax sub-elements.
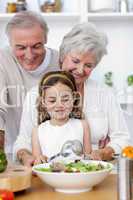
<box><xmin>13</xmin><ymin>22</ymin><xmax>129</xmax><ymax>166</ymax></box>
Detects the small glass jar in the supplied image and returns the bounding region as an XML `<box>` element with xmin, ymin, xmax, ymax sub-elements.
<box><xmin>41</xmin><ymin>2</ymin><xmax>55</xmax><ymax>12</ymax></box>
<box><xmin>40</xmin><ymin>0</ymin><xmax>62</xmax><ymax>12</ymax></box>
<box><xmin>6</xmin><ymin>2</ymin><xmax>17</xmax><ymax>13</ymax></box>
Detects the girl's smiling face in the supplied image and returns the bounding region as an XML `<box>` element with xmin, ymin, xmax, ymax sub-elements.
<box><xmin>44</xmin><ymin>82</ymin><xmax>74</xmax><ymax>125</ymax></box>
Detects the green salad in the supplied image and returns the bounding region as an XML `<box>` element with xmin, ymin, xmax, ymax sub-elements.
<box><xmin>35</xmin><ymin>161</ymin><xmax>111</xmax><ymax>173</ymax></box>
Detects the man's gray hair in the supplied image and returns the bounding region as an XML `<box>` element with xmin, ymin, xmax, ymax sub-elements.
<box><xmin>6</xmin><ymin>11</ymin><xmax>49</xmax><ymax>39</ymax></box>
<box><xmin>59</xmin><ymin>22</ymin><xmax>108</xmax><ymax>65</ymax></box>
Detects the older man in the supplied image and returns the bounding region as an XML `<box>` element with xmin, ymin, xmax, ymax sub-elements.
<box><xmin>0</xmin><ymin>11</ymin><xmax>59</xmax><ymax>154</ymax></box>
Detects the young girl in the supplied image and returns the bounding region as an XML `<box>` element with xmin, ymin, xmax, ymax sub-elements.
<box><xmin>32</xmin><ymin>71</ymin><xmax>92</xmax><ymax>164</ymax></box>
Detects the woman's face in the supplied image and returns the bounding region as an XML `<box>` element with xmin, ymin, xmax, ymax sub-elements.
<box><xmin>61</xmin><ymin>51</ymin><xmax>96</xmax><ymax>86</ymax></box>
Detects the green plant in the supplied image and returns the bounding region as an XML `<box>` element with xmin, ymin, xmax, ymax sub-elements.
<box><xmin>127</xmin><ymin>74</ymin><xmax>133</xmax><ymax>86</ymax></box>
<box><xmin>104</xmin><ymin>71</ymin><xmax>113</xmax><ymax>87</ymax></box>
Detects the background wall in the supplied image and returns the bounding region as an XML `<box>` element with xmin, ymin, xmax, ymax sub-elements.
<box><xmin>0</xmin><ymin>0</ymin><xmax>132</xmax><ymax>142</ymax></box>
<box><xmin>88</xmin><ymin>20</ymin><xmax>133</xmax><ymax>91</ymax></box>
<box><xmin>0</xmin><ymin>0</ymin><xmax>133</xmax><ymax>92</ymax></box>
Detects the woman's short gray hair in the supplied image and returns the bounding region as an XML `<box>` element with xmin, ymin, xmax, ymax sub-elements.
<box><xmin>59</xmin><ymin>22</ymin><xmax>108</xmax><ymax>65</ymax></box>
<box><xmin>6</xmin><ymin>11</ymin><xmax>49</xmax><ymax>39</ymax></box>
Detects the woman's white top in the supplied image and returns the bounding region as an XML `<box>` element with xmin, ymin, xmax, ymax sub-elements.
<box><xmin>38</xmin><ymin>119</ymin><xmax>83</xmax><ymax>157</ymax></box>
<box><xmin>83</xmin><ymin>79</ymin><xmax>129</xmax><ymax>152</ymax></box>
<box><xmin>13</xmin><ymin>79</ymin><xmax>130</xmax><ymax>159</ymax></box>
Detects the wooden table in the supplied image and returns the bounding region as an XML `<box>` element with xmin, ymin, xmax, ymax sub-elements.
<box><xmin>15</xmin><ymin>174</ymin><xmax>118</xmax><ymax>200</ymax></box>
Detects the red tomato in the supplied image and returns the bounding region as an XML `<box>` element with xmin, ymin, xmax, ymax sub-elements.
<box><xmin>0</xmin><ymin>190</ymin><xmax>14</xmax><ymax>200</ymax></box>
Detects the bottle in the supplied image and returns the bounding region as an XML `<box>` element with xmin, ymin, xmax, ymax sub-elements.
<box><xmin>16</xmin><ymin>0</ymin><xmax>27</xmax><ymax>12</ymax></box>
<box><xmin>117</xmin><ymin>156</ymin><xmax>132</xmax><ymax>200</ymax></box>
<box><xmin>120</xmin><ymin>0</ymin><xmax>128</xmax><ymax>12</ymax></box>
<box><xmin>55</xmin><ymin>0</ymin><xmax>62</xmax><ymax>12</ymax></box>
<box><xmin>117</xmin><ymin>146</ymin><xmax>133</xmax><ymax>200</ymax></box>
<box><xmin>40</xmin><ymin>1</ymin><xmax>55</xmax><ymax>12</ymax></box>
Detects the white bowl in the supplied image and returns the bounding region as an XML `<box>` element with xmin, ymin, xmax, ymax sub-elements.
<box><xmin>32</xmin><ymin>160</ymin><xmax>113</xmax><ymax>193</ymax></box>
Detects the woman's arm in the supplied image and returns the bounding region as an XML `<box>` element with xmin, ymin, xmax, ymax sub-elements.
<box><xmin>106</xmin><ymin>90</ymin><xmax>130</xmax><ymax>154</ymax></box>
<box><xmin>90</xmin><ymin>89</ymin><xmax>127</xmax><ymax>161</ymax></box>
<box><xmin>81</xmin><ymin>119</ymin><xmax>114</xmax><ymax>160</ymax></box>
<box><xmin>82</xmin><ymin>119</ymin><xmax>92</xmax><ymax>155</ymax></box>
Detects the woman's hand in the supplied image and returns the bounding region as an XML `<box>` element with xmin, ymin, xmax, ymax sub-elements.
<box><xmin>88</xmin><ymin>150</ymin><xmax>102</xmax><ymax>160</ymax></box>
<box><xmin>89</xmin><ymin>146</ymin><xmax>115</xmax><ymax>161</ymax></box>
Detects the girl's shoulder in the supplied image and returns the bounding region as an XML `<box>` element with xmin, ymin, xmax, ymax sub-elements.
<box><xmin>69</xmin><ymin>118</ymin><xmax>81</xmax><ymax>123</ymax></box>
<box><xmin>38</xmin><ymin>120</ymin><xmax>50</xmax><ymax>129</ymax></box>
<box><xmin>69</xmin><ymin>118</ymin><xmax>83</xmax><ymax>128</ymax></box>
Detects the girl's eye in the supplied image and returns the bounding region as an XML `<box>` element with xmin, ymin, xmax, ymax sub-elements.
<box><xmin>72</xmin><ymin>59</ymin><xmax>79</xmax><ymax>64</ymax></box>
<box><xmin>46</xmin><ymin>98</ymin><xmax>56</xmax><ymax>103</ymax></box>
<box><xmin>49</xmin><ymin>100</ymin><xmax>56</xmax><ymax>103</ymax></box>
<box><xmin>62</xmin><ymin>98</ymin><xmax>69</xmax><ymax>102</ymax></box>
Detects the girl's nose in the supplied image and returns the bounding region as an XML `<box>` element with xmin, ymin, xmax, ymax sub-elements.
<box><xmin>56</xmin><ymin>97</ymin><xmax>63</xmax><ymax>107</ymax></box>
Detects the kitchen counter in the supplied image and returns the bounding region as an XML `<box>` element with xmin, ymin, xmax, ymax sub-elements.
<box><xmin>15</xmin><ymin>174</ymin><xmax>117</xmax><ymax>200</ymax></box>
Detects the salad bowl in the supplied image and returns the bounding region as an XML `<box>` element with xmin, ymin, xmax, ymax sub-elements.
<box><xmin>32</xmin><ymin>160</ymin><xmax>113</xmax><ymax>193</ymax></box>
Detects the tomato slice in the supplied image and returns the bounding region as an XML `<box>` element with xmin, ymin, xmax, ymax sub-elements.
<box><xmin>0</xmin><ymin>190</ymin><xmax>14</xmax><ymax>200</ymax></box>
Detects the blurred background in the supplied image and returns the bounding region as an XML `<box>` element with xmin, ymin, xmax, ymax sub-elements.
<box><xmin>0</xmin><ymin>0</ymin><xmax>132</xmax><ymax>141</ymax></box>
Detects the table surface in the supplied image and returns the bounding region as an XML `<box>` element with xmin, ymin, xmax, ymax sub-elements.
<box><xmin>15</xmin><ymin>174</ymin><xmax>118</xmax><ymax>200</ymax></box>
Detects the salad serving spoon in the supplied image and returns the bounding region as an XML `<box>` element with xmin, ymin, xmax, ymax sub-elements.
<box><xmin>48</xmin><ymin>140</ymin><xmax>84</xmax><ymax>162</ymax></box>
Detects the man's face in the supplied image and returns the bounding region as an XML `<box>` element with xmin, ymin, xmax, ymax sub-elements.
<box><xmin>9</xmin><ymin>24</ymin><xmax>46</xmax><ymax>71</ymax></box>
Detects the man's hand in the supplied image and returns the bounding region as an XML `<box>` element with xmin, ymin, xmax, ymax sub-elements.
<box><xmin>0</xmin><ymin>130</ymin><xmax>5</xmax><ymax>150</ymax></box>
<box><xmin>17</xmin><ymin>149</ymin><xmax>35</xmax><ymax>167</ymax></box>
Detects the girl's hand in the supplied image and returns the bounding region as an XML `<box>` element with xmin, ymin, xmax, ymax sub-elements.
<box><xmin>33</xmin><ymin>155</ymin><xmax>48</xmax><ymax>165</ymax></box>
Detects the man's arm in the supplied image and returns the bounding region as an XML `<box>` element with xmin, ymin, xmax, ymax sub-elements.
<box><xmin>0</xmin><ymin>130</ymin><xmax>4</xmax><ymax>150</ymax></box>
<box><xmin>0</xmin><ymin>57</ymin><xmax>8</xmax><ymax>151</ymax></box>
<box><xmin>13</xmin><ymin>86</ymin><xmax>38</xmax><ymax>163</ymax></box>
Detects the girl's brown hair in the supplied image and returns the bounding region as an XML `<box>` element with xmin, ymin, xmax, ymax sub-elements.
<box><xmin>37</xmin><ymin>70</ymin><xmax>82</xmax><ymax>124</ymax></box>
